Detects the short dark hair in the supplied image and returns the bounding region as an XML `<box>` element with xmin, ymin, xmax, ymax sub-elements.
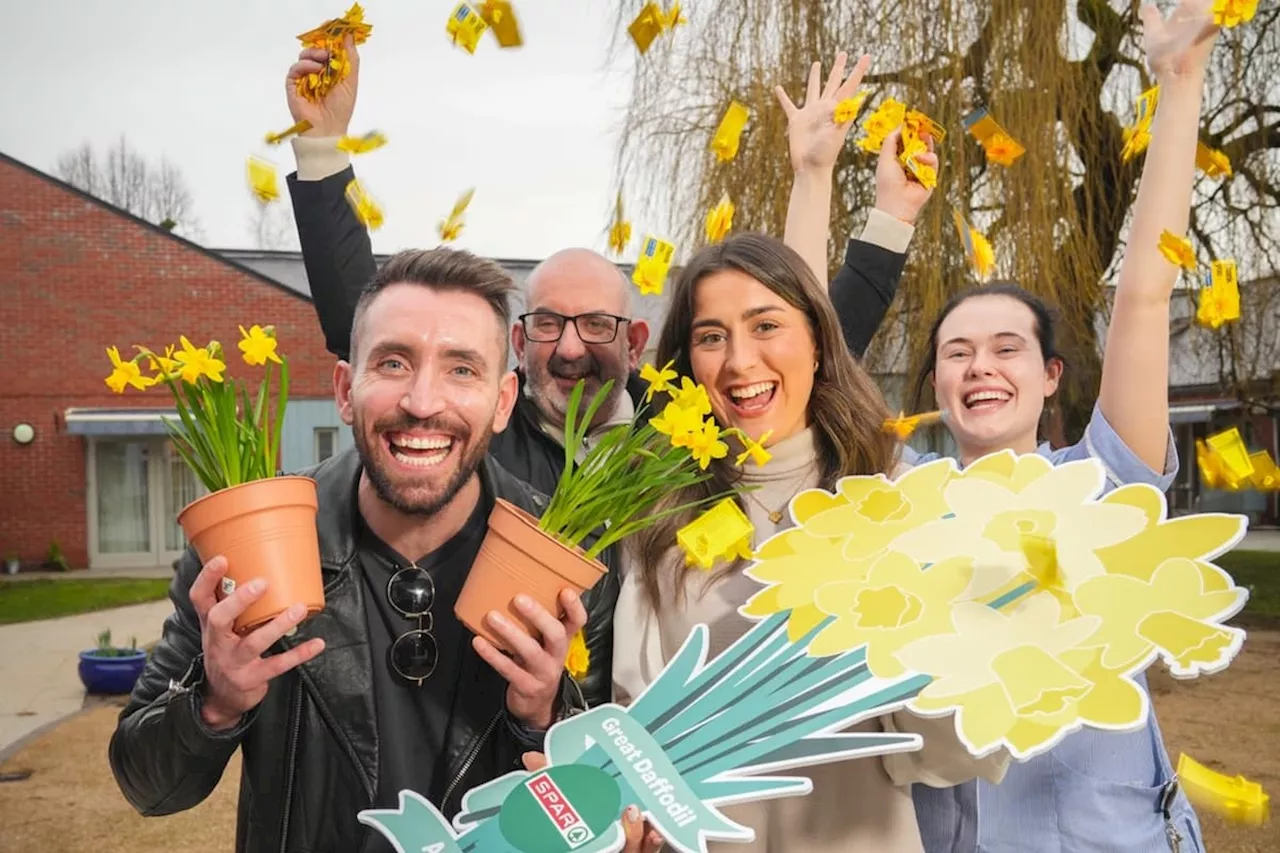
<box><xmin>912</xmin><ymin>281</ymin><xmax>1064</xmax><ymax>410</ymax></box>
<box><xmin>350</xmin><ymin>248</ymin><xmax>516</xmax><ymax>367</ymax></box>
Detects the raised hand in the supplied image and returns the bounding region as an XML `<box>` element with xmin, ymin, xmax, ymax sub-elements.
<box><xmin>285</xmin><ymin>34</ymin><xmax>360</xmax><ymax>137</ymax></box>
<box><xmin>874</xmin><ymin>127</ymin><xmax>938</xmax><ymax>225</ymax></box>
<box><xmin>473</xmin><ymin>589</ymin><xmax>588</xmax><ymax>730</ymax></box>
<box><xmin>189</xmin><ymin>556</ymin><xmax>326</xmax><ymax>730</ymax></box>
<box><xmin>1141</xmin><ymin>0</ymin><xmax>1219</xmax><ymax>81</ymax></box>
<box><xmin>775</xmin><ymin>51</ymin><xmax>872</xmax><ymax>174</ymax></box>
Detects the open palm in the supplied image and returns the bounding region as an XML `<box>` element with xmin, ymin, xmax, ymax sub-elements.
<box><xmin>1141</xmin><ymin>0</ymin><xmax>1218</xmax><ymax>80</ymax></box>
<box><xmin>775</xmin><ymin>52</ymin><xmax>872</xmax><ymax>172</ymax></box>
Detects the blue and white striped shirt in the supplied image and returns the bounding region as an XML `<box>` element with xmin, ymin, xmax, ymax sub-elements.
<box><xmin>903</xmin><ymin>405</ymin><xmax>1204</xmax><ymax>852</ymax></box>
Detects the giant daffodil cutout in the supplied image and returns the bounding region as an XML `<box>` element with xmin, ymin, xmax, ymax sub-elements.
<box><xmin>739</xmin><ymin>451</ymin><xmax>1251</xmax><ymax>761</ymax></box>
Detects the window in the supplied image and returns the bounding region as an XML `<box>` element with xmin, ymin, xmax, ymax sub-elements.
<box><xmin>314</xmin><ymin>428</ymin><xmax>338</xmax><ymax>464</ymax></box>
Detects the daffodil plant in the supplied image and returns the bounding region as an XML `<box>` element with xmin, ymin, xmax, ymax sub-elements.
<box><xmin>539</xmin><ymin>362</ymin><xmax>769</xmax><ymax>560</ymax></box>
<box><xmin>104</xmin><ymin>325</ymin><xmax>289</xmax><ymax>493</ymax></box>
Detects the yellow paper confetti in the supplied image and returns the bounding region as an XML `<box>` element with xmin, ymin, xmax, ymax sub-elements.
<box><xmin>632</xmin><ymin>234</ymin><xmax>676</xmax><ymax>296</ymax></box>
<box><xmin>446</xmin><ymin>2</ymin><xmax>489</xmax><ymax>53</ymax></box>
<box><xmin>710</xmin><ymin>101</ymin><xmax>750</xmax><ymax>163</ymax></box>
<box><xmin>833</xmin><ymin>92</ymin><xmax>869</xmax><ymax>125</ymax></box>
<box><xmin>628</xmin><ymin>2</ymin><xmax>685</xmax><ymax>54</ymax></box>
<box><xmin>951</xmin><ymin>209</ymin><xmax>995</xmax><ymax>282</ymax></box>
<box><xmin>564</xmin><ymin>628</ymin><xmax>589</xmax><ymax>680</ymax></box>
<box><xmin>963</xmin><ymin>108</ymin><xmax>1025</xmax><ymax>167</ymax></box>
<box><xmin>344</xmin><ymin>178</ymin><xmax>384</xmax><ymax>231</ymax></box>
<box><xmin>1212</xmin><ymin>0</ymin><xmax>1259</xmax><ymax>29</ymax></box>
<box><xmin>1020</xmin><ymin>533</ymin><xmax>1064</xmax><ymax>592</ymax></box>
<box><xmin>336</xmin><ymin>130</ymin><xmax>388</xmax><ymax>155</ymax></box>
<box><xmin>905</xmin><ymin>109</ymin><xmax>946</xmax><ymax>144</ymax></box>
<box><xmin>295</xmin><ymin>3</ymin><xmax>372</xmax><ymax>104</ymax></box>
<box><xmin>1120</xmin><ymin>85</ymin><xmax>1160</xmax><ymax>162</ymax></box>
<box><xmin>1248</xmin><ymin>450</ymin><xmax>1280</xmax><ymax>491</ymax></box>
<box><xmin>438</xmin><ymin>188</ymin><xmax>475</xmax><ymax>242</ymax></box>
<box><xmin>246</xmin><ymin>157</ymin><xmax>279</xmax><ymax>203</ymax></box>
<box><xmin>1177</xmin><ymin>753</ymin><xmax>1270</xmax><ymax>825</ymax></box>
<box><xmin>1196</xmin><ymin>142</ymin><xmax>1233</xmax><ymax>179</ymax></box>
<box><xmin>1207</xmin><ymin>427</ymin><xmax>1255</xmax><ymax>487</ymax></box>
<box><xmin>705</xmin><ymin>194</ymin><xmax>735</xmax><ymax>244</ymax></box>
<box><xmin>1211</xmin><ymin>259</ymin><xmax>1241</xmax><ymax>319</ymax></box>
<box><xmin>1157</xmin><ymin>230</ymin><xmax>1196</xmax><ymax>271</ymax></box>
<box><xmin>479</xmin><ymin>0</ymin><xmax>522</xmax><ymax>48</ymax></box>
<box><xmin>608</xmin><ymin>192</ymin><xmax>631</xmax><ymax>256</ymax></box>
<box><xmin>1121</xmin><ymin>125</ymin><xmax>1153</xmax><ymax>163</ymax></box>
<box><xmin>856</xmin><ymin>98</ymin><xmax>907</xmax><ymax>153</ymax></box>
<box><xmin>265</xmin><ymin>120</ymin><xmax>313</xmax><ymax>145</ymax></box>
<box><xmin>1196</xmin><ymin>438</ymin><xmax>1225</xmax><ymax>489</ymax></box>
<box><xmin>883</xmin><ymin>410</ymin><xmax>944</xmax><ymax>441</ymax></box>
<box><xmin>678</xmin><ymin>497</ymin><xmax>755</xmax><ymax>570</ymax></box>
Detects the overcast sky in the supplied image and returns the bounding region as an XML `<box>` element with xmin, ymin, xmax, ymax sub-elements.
<box><xmin>1</xmin><ymin>0</ymin><xmax>634</xmax><ymax>260</ymax></box>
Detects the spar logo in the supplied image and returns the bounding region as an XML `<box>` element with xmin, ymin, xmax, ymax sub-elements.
<box><xmin>525</xmin><ymin>772</ymin><xmax>596</xmax><ymax>848</ymax></box>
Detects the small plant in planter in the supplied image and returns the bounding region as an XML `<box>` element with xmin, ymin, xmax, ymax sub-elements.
<box><xmin>78</xmin><ymin>629</ymin><xmax>149</xmax><ymax>695</ymax></box>
<box><xmin>3</xmin><ymin>551</ymin><xmax>18</xmax><ymax>575</ymax></box>
<box><xmin>104</xmin><ymin>327</ymin><xmax>324</xmax><ymax>634</ymax></box>
<box><xmin>43</xmin><ymin>540</ymin><xmax>71</xmax><ymax>572</ymax></box>
<box><xmin>456</xmin><ymin>365</ymin><xmax>763</xmax><ymax>648</ymax></box>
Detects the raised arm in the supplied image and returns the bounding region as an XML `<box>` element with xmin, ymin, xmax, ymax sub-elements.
<box><xmin>283</xmin><ymin>37</ymin><xmax>377</xmax><ymax>362</ymax></box>
<box><xmin>1098</xmin><ymin>0</ymin><xmax>1219</xmax><ymax>470</ymax></box>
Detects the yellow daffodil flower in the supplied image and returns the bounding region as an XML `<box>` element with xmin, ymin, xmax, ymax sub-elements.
<box><xmin>687</xmin><ymin>419</ymin><xmax>729</xmax><ymax>469</ymax></box>
<box><xmin>104</xmin><ymin>346</ymin><xmax>154</xmax><ymax>393</ymax></box>
<box><xmin>1157</xmin><ymin>230</ymin><xmax>1197</xmax><ymax>271</ymax></box>
<box><xmin>564</xmin><ymin>628</ymin><xmax>590</xmax><ymax>680</ymax></box>
<box><xmin>735</xmin><ymin>429</ymin><xmax>773</xmax><ymax>467</ymax></box>
<box><xmin>639</xmin><ymin>360</ymin><xmax>678</xmax><ymax>401</ymax></box>
<box><xmin>264</xmin><ymin>120</ymin><xmax>313</xmax><ymax>145</ymax></box>
<box><xmin>173</xmin><ymin>336</ymin><xmax>226</xmax><ymax>385</ymax></box>
<box><xmin>898</xmin><ymin>593</ymin><xmax>1104</xmax><ymax>758</ymax></box>
<box><xmin>1212</xmin><ymin>0</ymin><xmax>1259</xmax><ymax>28</ymax></box>
<box><xmin>649</xmin><ymin>401</ymin><xmax>704</xmax><ymax>447</ymax></box>
<box><xmin>705</xmin><ymin>195</ymin><xmax>735</xmax><ymax>244</ymax></box>
<box><xmin>669</xmin><ymin>376</ymin><xmax>712</xmax><ymax>417</ymax></box>
<box><xmin>809</xmin><ymin>552</ymin><xmax>974</xmax><ymax>673</ymax></box>
<box><xmin>1074</xmin><ymin>557</ymin><xmax>1247</xmax><ymax>675</ymax></box>
<box><xmin>743</xmin><ymin>528</ymin><xmax>880</xmax><ymax>640</ymax></box>
<box><xmin>833</xmin><ymin>92</ymin><xmax>868</xmax><ymax>124</ymax></box>
<box><xmin>137</xmin><ymin>344</ymin><xmax>178</xmax><ymax>380</ymax></box>
<box><xmin>238</xmin><ymin>324</ymin><xmax>283</xmax><ymax>367</ymax></box>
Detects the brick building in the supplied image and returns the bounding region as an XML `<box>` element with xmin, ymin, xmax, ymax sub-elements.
<box><xmin>0</xmin><ymin>153</ymin><xmax>344</xmax><ymax>570</ymax></box>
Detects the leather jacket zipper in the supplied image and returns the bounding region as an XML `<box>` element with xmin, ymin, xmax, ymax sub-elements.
<box><xmin>441</xmin><ymin>711</ymin><xmax>503</xmax><ymax>812</ymax></box>
<box><xmin>278</xmin><ymin>681</ymin><xmax>304</xmax><ymax>853</ymax></box>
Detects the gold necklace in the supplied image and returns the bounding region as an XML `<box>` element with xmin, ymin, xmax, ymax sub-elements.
<box><xmin>739</xmin><ymin>466</ymin><xmax>815</xmax><ymax>524</ymax></box>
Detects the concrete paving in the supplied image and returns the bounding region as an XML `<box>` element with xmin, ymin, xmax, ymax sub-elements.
<box><xmin>0</xmin><ymin>599</ymin><xmax>174</xmax><ymax>757</ymax></box>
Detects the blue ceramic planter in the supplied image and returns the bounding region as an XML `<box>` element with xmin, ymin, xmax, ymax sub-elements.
<box><xmin>78</xmin><ymin>649</ymin><xmax>148</xmax><ymax>695</ymax></box>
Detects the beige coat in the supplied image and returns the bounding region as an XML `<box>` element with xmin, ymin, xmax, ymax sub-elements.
<box><xmin>612</xmin><ymin>430</ymin><xmax>1007</xmax><ymax>852</ymax></box>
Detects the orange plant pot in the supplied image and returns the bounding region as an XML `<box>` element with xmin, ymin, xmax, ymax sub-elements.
<box><xmin>456</xmin><ymin>498</ymin><xmax>607</xmax><ymax>650</ymax></box>
<box><xmin>178</xmin><ymin>476</ymin><xmax>324</xmax><ymax>635</ymax></box>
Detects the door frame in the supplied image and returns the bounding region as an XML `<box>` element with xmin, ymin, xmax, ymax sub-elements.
<box><xmin>86</xmin><ymin>437</ymin><xmax>190</xmax><ymax>569</ymax></box>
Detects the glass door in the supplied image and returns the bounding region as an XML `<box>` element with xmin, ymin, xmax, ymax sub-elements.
<box><xmin>161</xmin><ymin>440</ymin><xmax>205</xmax><ymax>559</ymax></box>
<box><xmin>91</xmin><ymin>440</ymin><xmax>153</xmax><ymax>566</ymax></box>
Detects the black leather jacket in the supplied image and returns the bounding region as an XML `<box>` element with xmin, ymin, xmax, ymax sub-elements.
<box><xmin>109</xmin><ymin>449</ymin><xmax>605</xmax><ymax>852</ymax></box>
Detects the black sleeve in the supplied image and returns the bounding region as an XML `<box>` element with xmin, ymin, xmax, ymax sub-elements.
<box><xmin>828</xmin><ymin>237</ymin><xmax>908</xmax><ymax>359</ymax></box>
<box><xmin>108</xmin><ymin>549</ymin><xmax>254</xmax><ymax>815</ymax></box>
<box><xmin>287</xmin><ymin>166</ymin><xmax>379</xmax><ymax>362</ymax></box>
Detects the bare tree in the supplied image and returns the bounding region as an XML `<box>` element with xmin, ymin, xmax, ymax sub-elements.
<box><xmin>55</xmin><ymin>137</ymin><xmax>203</xmax><ymax>241</ymax></box>
<box><xmin>606</xmin><ymin>1</ymin><xmax>1280</xmax><ymax>441</ymax></box>
<box><xmin>247</xmin><ymin>200</ymin><xmax>299</xmax><ymax>251</ymax></box>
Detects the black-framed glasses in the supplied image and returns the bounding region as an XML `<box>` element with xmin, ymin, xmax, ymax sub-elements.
<box><xmin>518</xmin><ymin>311</ymin><xmax>631</xmax><ymax>344</ymax></box>
<box><xmin>387</xmin><ymin>564</ymin><xmax>437</xmax><ymax>686</ymax></box>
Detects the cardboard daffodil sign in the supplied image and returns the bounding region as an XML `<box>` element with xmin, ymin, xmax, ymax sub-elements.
<box><xmin>359</xmin><ymin>452</ymin><xmax>1250</xmax><ymax>853</ymax></box>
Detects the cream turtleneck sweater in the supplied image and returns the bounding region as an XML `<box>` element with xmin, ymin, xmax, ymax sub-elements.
<box><xmin>612</xmin><ymin>429</ymin><xmax>1007</xmax><ymax>853</ymax></box>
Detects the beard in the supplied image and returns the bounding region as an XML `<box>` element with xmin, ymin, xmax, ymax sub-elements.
<box><xmin>526</xmin><ymin>349</ymin><xmax>628</xmax><ymax>427</ymax></box>
<box><xmin>353</xmin><ymin>410</ymin><xmax>493</xmax><ymax>518</ymax></box>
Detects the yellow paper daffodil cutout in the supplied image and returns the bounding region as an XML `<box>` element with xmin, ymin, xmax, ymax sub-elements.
<box><xmin>808</xmin><ymin>552</ymin><xmax>974</xmax><ymax>674</ymax></box>
<box><xmin>680</xmin><ymin>498</ymin><xmax>755</xmax><ymax>570</ymax></box>
<box><xmin>833</xmin><ymin>92</ymin><xmax>868</xmax><ymax>124</ymax></box>
<box><xmin>710</xmin><ymin>101</ymin><xmax>750</xmax><ymax>163</ymax></box>
<box><xmin>608</xmin><ymin>192</ymin><xmax>631</xmax><ymax>256</ymax></box>
<box><xmin>105</xmin><ymin>346</ymin><xmax>155</xmax><ymax>393</ymax></box>
<box><xmin>246</xmin><ymin>157</ymin><xmax>279</xmax><ymax>204</ymax></box>
<box><xmin>899</xmin><ymin>594</ymin><xmax>1104</xmax><ymax>759</ymax></box>
<box><xmin>705</xmin><ymin>195</ymin><xmax>735</xmax><ymax>244</ymax></box>
<box><xmin>1196</xmin><ymin>142</ymin><xmax>1233</xmax><ymax>178</ymax></box>
<box><xmin>639</xmin><ymin>360</ymin><xmax>677</xmax><ymax>401</ymax></box>
<box><xmin>735</xmin><ymin>429</ymin><xmax>773</xmax><ymax>467</ymax></box>
<box><xmin>237</xmin><ymin>324</ymin><xmax>283</xmax><ymax>367</ymax></box>
<box><xmin>173</xmin><ymin>336</ymin><xmax>226</xmax><ymax>385</ymax></box>
<box><xmin>265</xmin><ymin>120</ymin><xmax>312</xmax><ymax>145</ymax></box>
<box><xmin>1212</xmin><ymin>0</ymin><xmax>1259</xmax><ymax>29</ymax></box>
<box><xmin>1073</xmin><ymin>557</ymin><xmax>1247</xmax><ymax>676</ymax></box>
<box><xmin>742</xmin><ymin>528</ymin><xmax>880</xmax><ymax>641</ymax></box>
<box><xmin>345</xmin><ymin>179</ymin><xmax>384</xmax><ymax>231</ymax></box>
<box><xmin>1158</xmin><ymin>230</ymin><xmax>1197</xmax><ymax>271</ymax></box>
<box><xmin>294</xmin><ymin>3</ymin><xmax>372</xmax><ymax>103</ymax></box>
<box><xmin>336</xmin><ymin>130</ymin><xmax>388</xmax><ymax>155</ymax></box>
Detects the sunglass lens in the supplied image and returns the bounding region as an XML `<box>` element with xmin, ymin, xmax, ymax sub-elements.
<box><xmin>388</xmin><ymin>566</ymin><xmax>434</xmax><ymax>618</ymax></box>
<box><xmin>391</xmin><ymin>629</ymin><xmax>438</xmax><ymax>683</ymax></box>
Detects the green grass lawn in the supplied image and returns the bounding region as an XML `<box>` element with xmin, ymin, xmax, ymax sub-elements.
<box><xmin>1217</xmin><ymin>549</ymin><xmax>1280</xmax><ymax>623</ymax></box>
<box><xmin>0</xmin><ymin>579</ymin><xmax>171</xmax><ymax>626</ymax></box>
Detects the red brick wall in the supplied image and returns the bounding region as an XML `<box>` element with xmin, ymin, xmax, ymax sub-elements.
<box><xmin>0</xmin><ymin>155</ymin><xmax>337</xmax><ymax>568</ymax></box>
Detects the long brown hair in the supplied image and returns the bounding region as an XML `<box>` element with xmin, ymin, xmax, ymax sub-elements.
<box><xmin>632</xmin><ymin>233</ymin><xmax>897</xmax><ymax>610</ymax></box>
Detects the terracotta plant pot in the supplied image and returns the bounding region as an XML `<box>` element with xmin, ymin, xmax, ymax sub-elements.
<box><xmin>457</xmin><ymin>498</ymin><xmax>607</xmax><ymax>649</ymax></box>
<box><xmin>178</xmin><ymin>476</ymin><xmax>324</xmax><ymax>635</ymax></box>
